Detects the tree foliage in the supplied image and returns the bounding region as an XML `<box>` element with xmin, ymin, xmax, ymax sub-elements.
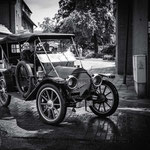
<box><xmin>39</xmin><ymin>0</ymin><xmax>115</xmax><ymax>54</ymax></box>
<box><xmin>38</xmin><ymin>17</ymin><xmax>56</xmax><ymax>33</ymax></box>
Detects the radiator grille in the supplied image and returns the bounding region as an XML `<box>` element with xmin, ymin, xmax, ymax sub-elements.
<box><xmin>73</xmin><ymin>72</ymin><xmax>91</xmax><ymax>96</ymax></box>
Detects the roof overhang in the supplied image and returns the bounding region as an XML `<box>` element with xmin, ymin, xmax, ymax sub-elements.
<box><xmin>22</xmin><ymin>11</ymin><xmax>37</xmax><ymax>27</ymax></box>
<box><xmin>22</xmin><ymin>0</ymin><xmax>32</xmax><ymax>13</ymax></box>
<box><xmin>0</xmin><ymin>33</ymin><xmax>75</xmax><ymax>44</ymax></box>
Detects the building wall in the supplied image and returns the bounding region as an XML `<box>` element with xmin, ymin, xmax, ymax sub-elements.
<box><xmin>0</xmin><ymin>1</ymin><xmax>12</xmax><ymax>32</ymax></box>
<box><xmin>22</xmin><ymin>18</ymin><xmax>33</xmax><ymax>33</ymax></box>
<box><xmin>10</xmin><ymin>0</ymin><xmax>16</xmax><ymax>33</ymax></box>
<box><xmin>0</xmin><ymin>0</ymin><xmax>16</xmax><ymax>33</ymax></box>
<box><xmin>148</xmin><ymin>1</ymin><xmax>150</xmax><ymax>98</ymax></box>
<box><xmin>21</xmin><ymin>0</ymin><xmax>34</xmax><ymax>33</ymax></box>
<box><xmin>15</xmin><ymin>0</ymin><xmax>22</xmax><ymax>33</ymax></box>
<box><xmin>0</xmin><ymin>0</ymin><xmax>34</xmax><ymax>34</ymax></box>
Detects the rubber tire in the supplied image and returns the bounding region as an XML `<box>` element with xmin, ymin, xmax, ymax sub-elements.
<box><xmin>15</xmin><ymin>61</ymin><xmax>33</xmax><ymax>97</ymax></box>
<box><xmin>0</xmin><ymin>95</ymin><xmax>11</xmax><ymax>107</ymax></box>
<box><xmin>0</xmin><ymin>78</ymin><xmax>11</xmax><ymax>107</ymax></box>
<box><xmin>90</xmin><ymin>80</ymin><xmax>119</xmax><ymax>117</ymax></box>
<box><xmin>36</xmin><ymin>83</ymin><xmax>67</xmax><ymax>125</ymax></box>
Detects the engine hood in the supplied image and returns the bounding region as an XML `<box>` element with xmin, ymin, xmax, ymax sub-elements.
<box><xmin>48</xmin><ymin>66</ymin><xmax>88</xmax><ymax>79</ymax></box>
<box><xmin>48</xmin><ymin>66</ymin><xmax>92</xmax><ymax>97</ymax></box>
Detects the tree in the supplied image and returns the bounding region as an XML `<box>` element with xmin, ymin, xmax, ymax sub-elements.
<box><xmin>38</xmin><ymin>17</ymin><xmax>56</xmax><ymax>33</ymax></box>
<box><xmin>39</xmin><ymin>0</ymin><xmax>115</xmax><ymax>55</ymax></box>
<box><xmin>56</xmin><ymin>10</ymin><xmax>97</xmax><ymax>47</ymax></box>
<box><xmin>55</xmin><ymin>0</ymin><xmax>115</xmax><ymax>54</ymax></box>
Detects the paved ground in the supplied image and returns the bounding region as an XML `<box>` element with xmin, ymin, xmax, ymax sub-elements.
<box><xmin>75</xmin><ymin>58</ymin><xmax>115</xmax><ymax>70</ymax></box>
<box><xmin>0</xmin><ymin>58</ymin><xmax>150</xmax><ymax>150</ymax></box>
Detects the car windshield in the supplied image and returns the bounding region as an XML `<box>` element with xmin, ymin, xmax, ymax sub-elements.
<box><xmin>34</xmin><ymin>37</ymin><xmax>80</xmax><ymax>77</ymax></box>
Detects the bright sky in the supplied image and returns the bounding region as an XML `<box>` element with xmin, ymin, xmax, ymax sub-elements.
<box><xmin>24</xmin><ymin>0</ymin><xmax>60</xmax><ymax>29</ymax></box>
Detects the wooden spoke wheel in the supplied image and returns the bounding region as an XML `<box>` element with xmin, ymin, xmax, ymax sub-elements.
<box><xmin>90</xmin><ymin>80</ymin><xmax>119</xmax><ymax>117</ymax></box>
<box><xmin>0</xmin><ymin>78</ymin><xmax>11</xmax><ymax>107</ymax></box>
<box><xmin>36</xmin><ymin>83</ymin><xmax>67</xmax><ymax>125</ymax></box>
<box><xmin>15</xmin><ymin>61</ymin><xmax>33</xmax><ymax>97</ymax></box>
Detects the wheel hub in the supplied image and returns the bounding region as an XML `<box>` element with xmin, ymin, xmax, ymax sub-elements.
<box><xmin>47</xmin><ymin>100</ymin><xmax>54</xmax><ymax>109</ymax></box>
<box><xmin>98</xmin><ymin>94</ymin><xmax>107</xmax><ymax>103</ymax></box>
<box><xmin>2</xmin><ymin>87</ymin><xmax>5</xmax><ymax>93</ymax></box>
<box><xmin>0</xmin><ymin>81</ymin><xmax>6</xmax><ymax>93</ymax></box>
<box><xmin>100</xmin><ymin>94</ymin><xmax>106</xmax><ymax>100</ymax></box>
<box><xmin>0</xmin><ymin>87</ymin><xmax>4</xmax><ymax>93</ymax></box>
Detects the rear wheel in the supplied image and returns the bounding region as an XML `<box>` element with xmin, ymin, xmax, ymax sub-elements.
<box><xmin>15</xmin><ymin>61</ymin><xmax>33</xmax><ymax>97</ymax></box>
<box><xmin>0</xmin><ymin>77</ymin><xmax>11</xmax><ymax>107</ymax></box>
<box><xmin>36</xmin><ymin>83</ymin><xmax>67</xmax><ymax>125</ymax></box>
<box><xmin>90</xmin><ymin>80</ymin><xmax>119</xmax><ymax>117</ymax></box>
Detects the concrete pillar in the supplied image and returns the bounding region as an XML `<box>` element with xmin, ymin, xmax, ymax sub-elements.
<box><xmin>116</xmin><ymin>0</ymin><xmax>133</xmax><ymax>75</ymax></box>
<box><xmin>132</xmin><ymin>0</ymin><xmax>148</xmax><ymax>98</ymax></box>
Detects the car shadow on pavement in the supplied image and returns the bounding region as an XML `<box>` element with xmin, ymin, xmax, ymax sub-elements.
<box><xmin>0</xmin><ymin>105</ymin><xmax>119</xmax><ymax>141</ymax></box>
<box><xmin>0</xmin><ymin>106</ymin><xmax>14</xmax><ymax>120</ymax></box>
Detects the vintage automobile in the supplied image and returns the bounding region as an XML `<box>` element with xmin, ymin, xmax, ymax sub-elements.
<box><xmin>0</xmin><ymin>33</ymin><xmax>119</xmax><ymax>125</ymax></box>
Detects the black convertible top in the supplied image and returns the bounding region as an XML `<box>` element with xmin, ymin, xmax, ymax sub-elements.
<box><xmin>0</xmin><ymin>33</ymin><xmax>75</xmax><ymax>44</ymax></box>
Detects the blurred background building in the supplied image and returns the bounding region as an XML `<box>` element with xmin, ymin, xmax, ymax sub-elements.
<box><xmin>0</xmin><ymin>0</ymin><xmax>36</xmax><ymax>37</ymax></box>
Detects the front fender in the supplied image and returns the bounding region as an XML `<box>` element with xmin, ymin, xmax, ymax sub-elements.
<box><xmin>25</xmin><ymin>77</ymin><xmax>66</xmax><ymax>101</ymax></box>
<box><xmin>99</xmin><ymin>73</ymin><xmax>115</xmax><ymax>79</ymax></box>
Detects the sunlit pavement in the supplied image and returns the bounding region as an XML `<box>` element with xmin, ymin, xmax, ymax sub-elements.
<box><xmin>75</xmin><ymin>58</ymin><xmax>115</xmax><ymax>70</ymax></box>
<box><xmin>0</xmin><ymin>58</ymin><xmax>150</xmax><ymax>150</ymax></box>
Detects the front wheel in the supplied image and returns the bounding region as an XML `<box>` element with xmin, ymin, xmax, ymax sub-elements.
<box><xmin>36</xmin><ymin>83</ymin><xmax>67</xmax><ymax>125</ymax></box>
<box><xmin>90</xmin><ymin>80</ymin><xmax>119</xmax><ymax>117</ymax></box>
<box><xmin>0</xmin><ymin>78</ymin><xmax>11</xmax><ymax>107</ymax></box>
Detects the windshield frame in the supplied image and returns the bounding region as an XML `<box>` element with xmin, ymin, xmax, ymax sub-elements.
<box><xmin>32</xmin><ymin>36</ymin><xmax>83</xmax><ymax>78</ymax></box>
